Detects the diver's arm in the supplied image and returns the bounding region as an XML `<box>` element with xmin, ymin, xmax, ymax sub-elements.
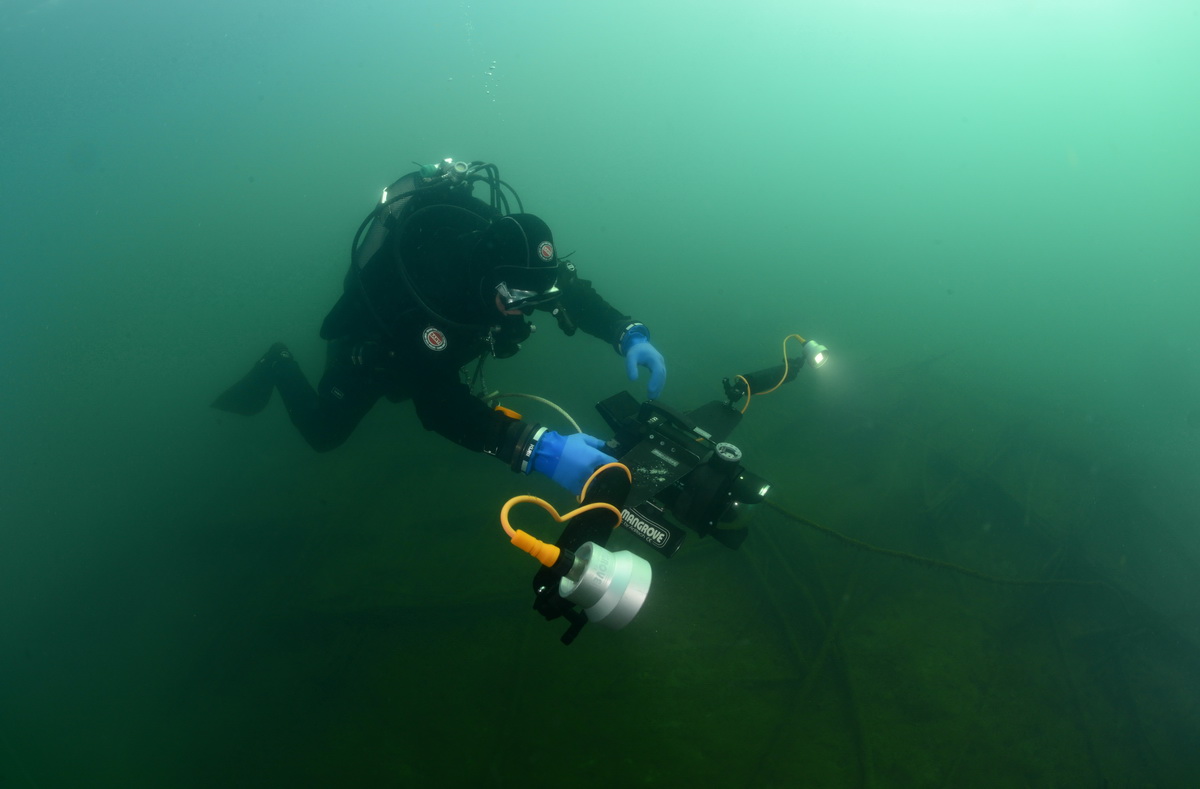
<box><xmin>546</xmin><ymin>259</ymin><xmax>667</xmax><ymax>399</ymax></box>
<box><xmin>550</xmin><ymin>261</ymin><xmax>637</xmax><ymax>349</ymax></box>
<box><xmin>410</xmin><ymin>372</ymin><xmax>617</xmax><ymax>493</ymax></box>
<box><xmin>410</xmin><ymin>373</ymin><xmax>537</xmax><ymax>467</ymax></box>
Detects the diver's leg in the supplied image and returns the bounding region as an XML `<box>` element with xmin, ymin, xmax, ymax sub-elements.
<box><xmin>272</xmin><ymin>341</ymin><xmax>382</xmax><ymax>452</ymax></box>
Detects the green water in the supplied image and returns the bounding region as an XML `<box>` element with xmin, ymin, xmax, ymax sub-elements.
<box><xmin>2</xmin><ymin>1</ymin><xmax>1197</xmax><ymax>786</ymax></box>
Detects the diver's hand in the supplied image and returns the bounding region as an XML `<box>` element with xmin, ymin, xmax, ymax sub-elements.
<box><xmin>528</xmin><ymin>430</ymin><xmax>617</xmax><ymax>496</ymax></box>
<box><xmin>622</xmin><ymin>329</ymin><xmax>667</xmax><ymax>400</ymax></box>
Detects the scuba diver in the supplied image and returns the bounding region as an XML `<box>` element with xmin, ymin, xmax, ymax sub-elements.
<box><xmin>211</xmin><ymin>159</ymin><xmax>667</xmax><ymax>496</ymax></box>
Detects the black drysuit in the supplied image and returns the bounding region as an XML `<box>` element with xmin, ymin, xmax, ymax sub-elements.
<box><xmin>272</xmin><ymin>184</ymin><xmax>636</xmax><ymax>469</ymax></box>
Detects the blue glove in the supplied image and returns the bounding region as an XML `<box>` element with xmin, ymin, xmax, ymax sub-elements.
<box><xmin>528</xmin><ymin>430</ymin><xmax>617</xmax><ymax>496</ymax></box>
<box><xmin>621</xmin><ymin>326</ymin><xmax>667</xmax><ymax>400</ymax></box>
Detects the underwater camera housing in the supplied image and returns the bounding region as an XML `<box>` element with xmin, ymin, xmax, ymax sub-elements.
<box><xmin>530</xmin><ymin>392</ymin><xmax>770</xmax><ymax>644</ymax></box>
<box><xmin>526</xmin><ymin>336</ymin><xmax>821</xmax><ymax>643</ymax></box>
<box><xmin>596</xmin><ymin>392</ymin><xmax>770</xmax><ymax>556</ymax></box>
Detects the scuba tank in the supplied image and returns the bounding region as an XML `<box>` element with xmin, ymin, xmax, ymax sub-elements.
<box><xmin>328</xmin><ymin>160</ymin><xmax>522</xmax><ymax>340</ymax></box>
<box><xmin>322</xmin><ymin>158</ymin><xmax>575</xmax><ymax>343</ymax></box>
<box><xmin>351</xmin><ymin>159</ymin><xmax>523</xmax><ymax>276</ymax></box>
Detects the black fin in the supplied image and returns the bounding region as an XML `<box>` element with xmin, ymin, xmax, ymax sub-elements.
<box><xmin>210</xmin><ymin>343</ymin><xmax>288</xmax><ymax>416</ymax></box>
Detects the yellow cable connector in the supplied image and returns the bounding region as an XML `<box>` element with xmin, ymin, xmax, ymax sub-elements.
<box><xmin>508</xmin><ymin>528</ymin><xmax>562</xmax><ymax>567</ymax></box>
<box><xmin>500</xmin><ymin>494</ymin><xmax>623</xmax><ymax>567</ymax></box>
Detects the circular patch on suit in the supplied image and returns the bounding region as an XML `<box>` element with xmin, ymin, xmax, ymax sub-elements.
<box><xmin>537</xmin><ymin>241</ymin><xmax>554</xmax><ymax>261</ymax></box>
<box><xmin>422</xmin><ymin>326</ymin><xmax>447</xmax><ymax>351</ymax></box>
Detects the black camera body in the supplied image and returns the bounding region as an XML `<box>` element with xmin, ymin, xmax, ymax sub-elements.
<box><xmin>595</xmin><ymin>391</ymin><xmax>771</xmax><ymax>557</ymax></box>
<box><xmin>529</xmin><ymin>390</ymin><xmax>772</xmax><ymax>644</ymax></box>
<box><xmin>527</xmin><ymin>344</ymin><xmax>812</xmax><ymax>643</ymax></box>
